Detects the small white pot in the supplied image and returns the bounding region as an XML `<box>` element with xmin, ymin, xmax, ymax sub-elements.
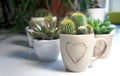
<box><xmin>33</xmin><ymin>39</ymin><xmax>60</xmax><ymax>61</ymax></box>
<box><xmin>87</xmin><ymin>8</ymin><xmax>105</xmax><ymax>22</ymax></box>
<box><xmin>31</xmin><ymin>16</ymin><xmax>57</xmax><ymax>22</ymax></box>
<box><xmin>25</xmin><ymin>26</ymin><xmax>34</xmax><ymax>47</ymax></box>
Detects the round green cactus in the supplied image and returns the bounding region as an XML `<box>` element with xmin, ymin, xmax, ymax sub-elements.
<box><xmin>86</xmin><ymin>24</ymin><xmax>93</xmax><ymax>34</ymax></box>
<box><xmin>60</xmin><ymin>18</ymin><xmax>76</xmax><ymax>34</ymax></box>
<box><xmin>77</xmin><ymin>26</ymin><xmax>88</xmax><ymax>34</ymax></box>
<box><xmin>71</xmin><ymin>11</ymin><xmax>87</xmax><ymax>28</ymax></box>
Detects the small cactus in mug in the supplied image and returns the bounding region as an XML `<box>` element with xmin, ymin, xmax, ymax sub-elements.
<box><xmin>71</xmin><ymin>11</ymin><xmax>87</xmax><ymax>28</ymax></box>
<box><xmin>60</xmin><ymin>11</ymin><xmax>93</xmax><ymax>35</ymax></box>
<box><xmin>77</xmin><ymin>26</ymin><xmax>88</xmax><ymax>34</ymax></box>
<box><xmin>86</xmin><ymin>24</ymin><xmax>94</xmax><ymax>34</ymax></box>
<box><xmin>60</xmin><ymin>18</ymin><xmax>76</xmax><ymax>34</ymax></box>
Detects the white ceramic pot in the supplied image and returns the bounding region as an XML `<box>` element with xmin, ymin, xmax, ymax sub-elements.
<box><xmin>33</xmin><ymin>39</ymin><xmax>60</xmax><ymax>62</ymax></box>
<box><xmin>25</xmin><ymin>26</ymin><xmax>34</xmax><ymax>47</ymax></box>
<box><xmin>87</xmin><ymin>8</ymin><xmax>105</xmax><ymax>22</ymax></box>
<box><xmin>60</xmin><ymin>34</ymin><xmax>107</xmax><ymax>72</ymax></box>
<box><xmin>94</xmin><ymin>31</ymin><xmax>114</xmax><ymax>59</ymax></box>
<box><xmin>31</xmin><ymin>16</ymin><xmax>57</xmax><ymax>22</ymax></box>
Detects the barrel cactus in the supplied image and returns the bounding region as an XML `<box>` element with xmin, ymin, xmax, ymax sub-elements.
<box><xmin>60</xmin><ymin>18</ymin><xmax>76</xmax><ymax>34</ymax></box>
<box><xmin>77</xmin><ymin>26</ymin><xmax>88</xmax><ymax>34</ymax></box>
<box><xmin>60</xmin><ymin>11</ymin><xmax>93</xmax><ymax>35</ymax></box>
<box><xmin>86</xmin><ymin>24</ymin><xmax>93</xmax><ymax>34</ymax></box>
<box><xmin>71</xmin><ymin>11</ymin><xmax>87</xmax><ymax>28</ymax></box>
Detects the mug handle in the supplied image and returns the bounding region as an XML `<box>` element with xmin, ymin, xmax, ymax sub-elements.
<box><xmin>92</xmin><ymin>38</ymin><xmax>107</xmax><ymax>62</ymax></box>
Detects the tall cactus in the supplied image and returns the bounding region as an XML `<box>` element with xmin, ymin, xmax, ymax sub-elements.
<box><xmin>60</xmin><ymin>18</ymin><xmax>76</xmax><ymax>34</ymax></box>
<box><xmin>71</xmin><ymin>11</ymin><xmax>87</xmax><ymax>28</ymax></box>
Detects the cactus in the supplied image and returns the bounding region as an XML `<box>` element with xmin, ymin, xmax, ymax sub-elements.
<box><xmin>60</xmin><ymin>11</ymin><xmax>94</xmax><ymax>35</ymax></box>
<box><xmin>71</xmin><ymin>11</ymin><xmax>87</xmax><ymax>28</ymax></box>
<box><xmin>60</xmin><ymin>18</ymin><xmax>76</xmax><ymax>34</ymax></box>
<box><xmin>44</xmin><ymin>14</ymin><xmax>53</xmax><ymax>22</ymax></box>
<box><xmin>77</xmin><ymin>26</ymin><xmax>88</xmax><ymax>34</ymax></box>
<box><xmin>86</xmin><ymin>24</ymin><xmax>93</xmax><ymax>34</ymax></box>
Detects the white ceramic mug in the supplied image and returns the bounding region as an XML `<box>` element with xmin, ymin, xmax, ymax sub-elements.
<box><xmin>60</xmin><ymin>34</ymin><xmax>107</xmax><ymax>72</ymax></box>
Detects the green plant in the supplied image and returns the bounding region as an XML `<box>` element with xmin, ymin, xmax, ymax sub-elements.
<box><xmin>60</xmin><ymin>18</ymin><xmax>76</xmax><ymax>34</ymax></box>
<box><xmin>78</xmin><ymin>0</ymin><xmax>92</xmax><ymax>13</ymax></box>
<box><xmin>0</xmin><ymin>0</ymin><xmax>40</xmax><ymax>32</ymax></box>
<box><xmin>60</xmin><ymin>11</ymin><xmax>93</xmax><ymax>34</ymax></box>
<box><xmin>87</xmin><ymin>15</ymin><xmax>114</xmax><ymax>34</ymax></box>
<box><xmin>28</xmin><ymin>15</ymin><xmax>60</xmax><ymax>40</ymax></box>
<box><xmin>71</xmin><ymin>11</ymin><xmax>87</xmax><ymax>28</ymax></box>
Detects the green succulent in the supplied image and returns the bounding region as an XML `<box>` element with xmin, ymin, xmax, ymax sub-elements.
<box><xmin>87</xmin><ymin>16</ymin><xmax>114</xmax><ymax>34</ymax></box>
<box><xmin>60</xmin><ymin>18</ymin><xmax>76</xmax><ymax>34</ymax></box>
<box><xmin>28</xmin><ymin>14</ymin><xmax>60</xmax><ymax>40</ymax></box>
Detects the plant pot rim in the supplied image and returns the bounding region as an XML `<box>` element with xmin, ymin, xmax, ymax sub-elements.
<box><xmin>33</xmin><ymin>39</ymin><xmax>59</xmax><ymax>42</ymax></box>
<box><xmin>60</xmin><ymin>33</ymin><xmax>94</xmax><ymax>36</ymax></box>
<box><xmin>88</xmin><ymin>8</ymin><xmax>105</xmax><ymax>10</ymax></box>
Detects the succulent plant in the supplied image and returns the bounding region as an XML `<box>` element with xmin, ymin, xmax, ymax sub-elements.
<box><xmin>28</xmin><ymin>15</ymin><xmax>60</xmax><ymax>40</ymax></box>
<box><xmin>87</xmin><ymin>16</ymin><xmax>114</xmax><ymax>34</ymax></box>
<box><xmin>60</xmin><ymin>18</ymin><xmax>76</xmax><ymax>34</ymax></box>
<box><xmin>71</xmin><ymin>11</ymin><xmax>87</xmax><ymax>28</ymax></box>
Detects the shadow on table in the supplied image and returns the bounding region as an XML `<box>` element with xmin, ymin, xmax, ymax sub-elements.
<box><xmin>11</xmin><ymin>40</ymin><xmax>29</xmax><ymax>47</ymax></box>
<box><xmin>7</xmin><ymin>48</ymin><xmax>66</xmax><ymax>72</ymax></box>
<box><xmin>7</xmin><ymin>48</ymin><xmax>40</xmax><ymax>61</ymax></box>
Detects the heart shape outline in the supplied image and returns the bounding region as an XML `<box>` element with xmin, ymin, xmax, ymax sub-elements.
<box><xmin>66</xmin><ymin>42</ymin><xmax>87</xmax><ymax>64</ymax></box>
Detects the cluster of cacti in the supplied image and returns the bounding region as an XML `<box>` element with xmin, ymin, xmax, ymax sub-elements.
<box><xmin>60</xmin><ymin>11</ymin><xmax>93</xmax><ymax>35</ymax></box>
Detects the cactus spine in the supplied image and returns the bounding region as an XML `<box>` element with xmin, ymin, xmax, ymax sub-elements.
<box><xmin>60</xmin><ymin>18</ymin><xmax>76</xmax><ymax>34</ymax></box>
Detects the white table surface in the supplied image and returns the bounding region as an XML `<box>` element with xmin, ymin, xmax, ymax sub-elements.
<box><xmin>0</xmin><ymin>25</ymin><xmax>120</xmax><ymax>76</ymax></box>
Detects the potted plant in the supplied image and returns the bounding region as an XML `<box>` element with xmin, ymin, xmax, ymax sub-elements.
<box><xmin>87</xmin><ymin>0</ymin><xmax>106</xmax><ymax>22</ymax></box>
<box><xmin>26</xmin><ymin>11</ymin><xmax>57</xmax><ymax>47</ymax></box>
<box><xmin>87</xmin><ymin>15</ymin><xmax>115</xmax><ymax>59</ymax></box>
<box><xmin>59</xmin><ymin>11</ymin><xmax>107</xmax><ymax>72</ymax></box>
<box><xmin>28</xmin><ymin>15</ymin><xmax>60</xmax><ymax>62</ymax></box>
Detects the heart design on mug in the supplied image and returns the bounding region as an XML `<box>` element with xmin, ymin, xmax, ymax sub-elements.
<box><xmin>66</xmin><ymin>42</ymin><xmax>87</xmax><ymax>64</ymax></box>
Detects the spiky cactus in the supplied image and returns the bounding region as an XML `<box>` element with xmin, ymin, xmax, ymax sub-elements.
<box><xmin>60</xmin><ymin>18</ymin><xmax>76</xmax><ymax>34</ymax></box>
<box><xmin>60</xmin><ymin>11</ymin><xmax>93</xmax><ymax>35</ymax></box>
<box><xmin>77</xmin><ymin>26</ymin><xmax>88</xmax><ymax>34</ymax></box>
<box><xmin>71</xmin><ymin>11</ymin><xmax>87</xmax><ymax>28</ymax></box>
<box><xmin>86</xmin><ymin>24</ymin><xmax>93</xmax><ymax>34</ymax></box>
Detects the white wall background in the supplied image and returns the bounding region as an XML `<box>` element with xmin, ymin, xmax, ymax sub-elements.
<box><xmin>109</xmin><ymin>0</ymin><xmax>120</xmax><ymax>12</ymax></box>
